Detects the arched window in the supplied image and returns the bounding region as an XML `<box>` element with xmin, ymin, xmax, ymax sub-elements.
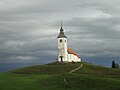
<box><xmin>60</xmin><ymin>39</ymin><xmax>62</xmax><ymax>43</ymax></box>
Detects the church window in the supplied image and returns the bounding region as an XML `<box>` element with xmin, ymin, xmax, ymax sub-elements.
<box><xmin>60</xmin><ymin>39</ymin><xmax>62</xmax><ymax>43</ymax></box>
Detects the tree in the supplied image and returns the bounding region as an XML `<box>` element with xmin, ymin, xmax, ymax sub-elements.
<box><xmin>111</xmin><ymin>60</ymin><xmax>116</xmax><ymax>68</ymax></box>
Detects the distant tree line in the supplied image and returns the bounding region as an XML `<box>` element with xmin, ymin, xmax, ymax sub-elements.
<box><xmin>111</xmin><ymin>60</ymin><xmax>119</xmax><ymax>68</ymax></box>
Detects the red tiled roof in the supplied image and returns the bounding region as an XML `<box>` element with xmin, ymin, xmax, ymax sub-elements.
<box><xmin>67</xmin><ymin>48</ymin><xmax>80</xmax><ymax>58</ymax></box>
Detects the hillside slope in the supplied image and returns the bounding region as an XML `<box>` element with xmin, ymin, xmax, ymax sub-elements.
<box><xmin>0</xmin><ymin>62</ymin><xmax>119</xmax><ymax>90</ymax></box>
<box><xmin>11</xmin><ymin>62</ymin><xmax>120</xmax><ymax>75</ymax></box>
<box><xmin>0</xmin><ymin>72</ymin><xmax>120</xmax><ymax>90</ymax></box>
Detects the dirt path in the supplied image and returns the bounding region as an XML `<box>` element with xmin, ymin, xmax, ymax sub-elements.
<box><xmin>63</xmin><ymin>78</ymin><xmax>72</xmax><ymax>87</ymax></box>
<box><xmin>69</xmin><ymin>64</ymin><xmax>83</xmax><ymax>73</ymax></box>
<box><xmin>63</xmin><ymin>64</ymin><xmax>83</xmax><ymax>87</ymax></box>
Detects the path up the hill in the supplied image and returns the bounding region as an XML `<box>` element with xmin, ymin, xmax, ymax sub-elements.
<box><xmin>63</xmin><ymin>64</ymin><xmax>83</xmax><ymax>87</ymax></box>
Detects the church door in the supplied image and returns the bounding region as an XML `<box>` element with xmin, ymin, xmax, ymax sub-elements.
<box><xmin>60</xmin><ymin>56</ymin><xmax>63</xmax><ymax>62</ymax></box>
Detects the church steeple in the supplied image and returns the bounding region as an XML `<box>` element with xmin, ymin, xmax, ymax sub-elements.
<box><xmin>57</xmin><ymin>22</ymin><xmax>67</xmax><ymax>38</ymax></box>
<box><xmin>60</xmin><ymin>21</ymin><xmax>63</xmax><ymax>32</ymax></box>
<box><xmin>57</xmin><ymin>22</ymin><xmax>68</xmax><ymax>62</ymax></box>
<box><xmin>57</xmin><ymin>22</ymin><xmax>81</xmax><ymax>62</ymax></box>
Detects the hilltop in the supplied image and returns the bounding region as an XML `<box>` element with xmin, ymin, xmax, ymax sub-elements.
<box><xmin>11</xmin><ymin>62</ymin><xmax>120</xmax><ymax>75</ymax></box>
<box><xmin>0</xmin><ymin>62</ymin><xmax>120</xmax><ymax>90</ymax></box>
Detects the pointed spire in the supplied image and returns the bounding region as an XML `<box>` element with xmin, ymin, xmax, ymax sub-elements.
<box><xmin>57</xmin><ymin>21</ymin><xmax>67</xmax><ymax>38</ymax></box>
<box><xmin>61</xmin><ymin>20</ymin><xmax>62</xmax><ymax>27</ymax></box>
<box><xmin>60</xmin><ymin>20</ymin><xmax>63</xmax><ymax>31</ymax></box>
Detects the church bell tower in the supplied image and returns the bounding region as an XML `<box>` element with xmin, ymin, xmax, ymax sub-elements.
<box><xmin>57</xmin><ymin>24</ymin><xmax>68</xmax><ymax>62</ymax></box>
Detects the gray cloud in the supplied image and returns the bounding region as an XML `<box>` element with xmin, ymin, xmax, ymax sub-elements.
<box><xmin>0</xmin><ymin>0</ymin><xmax>120</xmax><ymax>66</ymax></box>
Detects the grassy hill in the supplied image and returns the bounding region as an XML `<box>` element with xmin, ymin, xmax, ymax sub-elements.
<box><xmin>11</xmin><ymin>62</ymin><xmax>120</xmax><ymax>75</ymax></box>
<box><xmin>0</xmin><ymin>62</ymin><xmax>120</xmax><ymax>90</ymax></box>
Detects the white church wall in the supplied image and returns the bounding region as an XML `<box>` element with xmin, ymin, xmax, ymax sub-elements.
<box><xmin>73</xmin><ymin>55</ymin><xmax>81</xmax><ymax>62</ymax></box>
<box><xmin>67</xmin><ymin>54</ymin><xmax>72</xmax><ymax>62</ymax></box>
<box><xmin>67</xmin><ymin>54</ymin><xmax>81</xmax><ymax>62</ymax></box>
<box><xmin>58</xmin><ymin>38</ymin><xmax>68</xmax><ymax>62</ymax></box>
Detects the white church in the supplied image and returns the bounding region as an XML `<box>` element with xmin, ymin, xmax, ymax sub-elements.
<box><xmin>57</xmin><ymin>25</ymin><xmax>81</xmax><ymax>62</ymax></box>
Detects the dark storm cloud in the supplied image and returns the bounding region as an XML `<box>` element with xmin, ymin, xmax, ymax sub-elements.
<box><xmin>64</xmin><ymin>16</ymin><xmax>120</xmax><ymax>58</ymax></box>
<box><xmin>0</xmin><ymin>0</ymin><xmax>120</xmax><ymax>64</ymax></box>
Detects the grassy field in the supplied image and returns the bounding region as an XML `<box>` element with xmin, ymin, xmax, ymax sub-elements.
<box><xmin>0</xmin><ymin>62</ymin><xmax>120</xmax><ymax>90</ymax></box>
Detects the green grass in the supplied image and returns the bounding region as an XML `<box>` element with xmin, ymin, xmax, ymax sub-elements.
<box><xmin>11</xmin><ymin>62</ymin><xmax>120</xmax><ymax>75</ymax></box>
<box><xmin>10</xmin><ymin>62</ymin><xmax>82</xmax><ymax>74</ymax></box>
<box><xmin>0</xmin><ymin>62</ymin><xmax>120</xmax><ymax>90</ymax></box>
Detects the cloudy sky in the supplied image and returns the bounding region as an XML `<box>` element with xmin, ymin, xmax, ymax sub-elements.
<box><xmin>0</xmin><ymin>0</ymin><xmax>120</xmax><ymax>71</ymax></box>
